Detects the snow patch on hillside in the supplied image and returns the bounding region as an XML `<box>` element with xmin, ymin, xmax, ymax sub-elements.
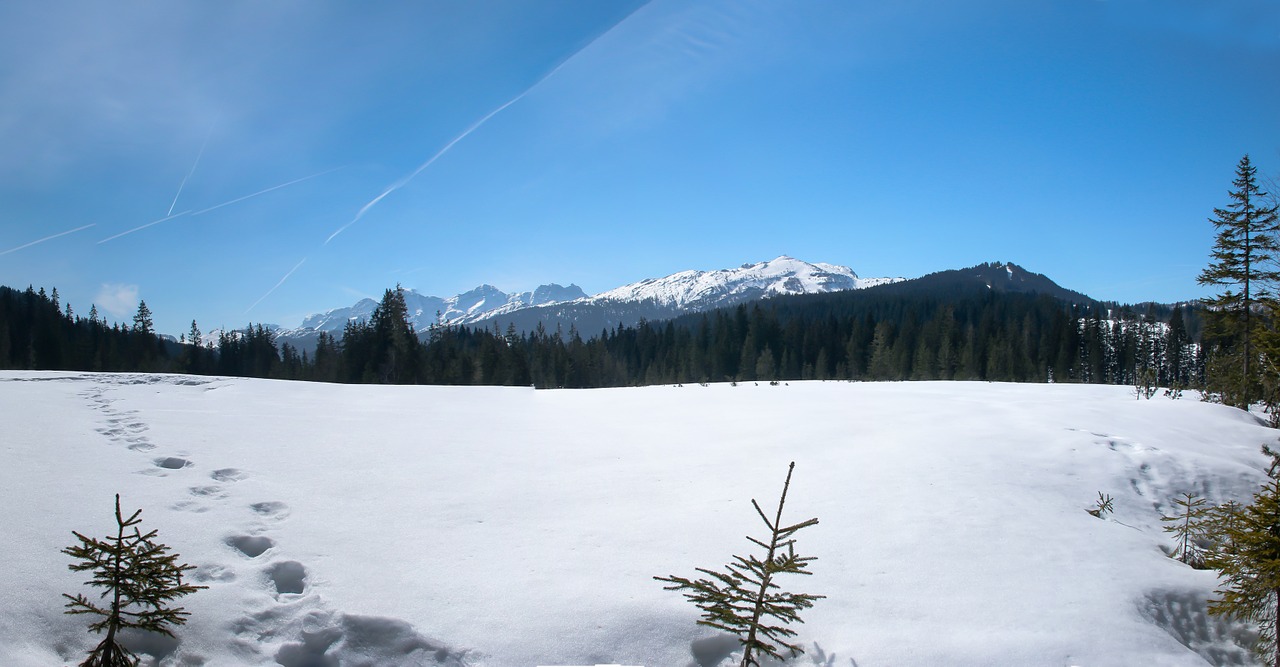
<box><xmin>586</xmin><ymin>255</ymin><xmax>899</xmax><ymax>309</ymax></box>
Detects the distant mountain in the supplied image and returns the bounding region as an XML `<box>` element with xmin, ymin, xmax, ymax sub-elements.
<box><xmin>275</xmin><ymin>283</ymin><xmax>588</xmax><ymax>352</ymax></box>
<box><xmin>473</xmin><ymin>256</ymin><xmax>902</xmax><ymax>336</ymax></box>
<box><xmin>874</xmin><ymin>261</ymin><xmax>1095</xmax><ymax>304</ymax></box>
<box><xmin>276</xmin><ymin>256</ymin><xmax>901</xmax><ymax>351</ymax></box>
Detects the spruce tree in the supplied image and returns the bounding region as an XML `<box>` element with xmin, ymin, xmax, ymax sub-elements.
<box><xmin>131</xmin><ymin>301</ymin><xmax>154</xmax><ymax>336</ymax></box>
<box><xmin>1209</xmin><ymin>477</ymin><xmax>1280</xmax><ymax>667</ymax></box>
<box><xmin>656</xmin><ymin>462</ymin><xmax>824</xmax><ymax>666</ymax></box>
<box><xmin>1197</xmin><ymin>155</ymin><xmax>1280</xmax><ymax>408</ymax></box>
<box><xmin>63</xmin><ymin>495</ymin><xmax>206</xmax><ymax>667</ymax></box>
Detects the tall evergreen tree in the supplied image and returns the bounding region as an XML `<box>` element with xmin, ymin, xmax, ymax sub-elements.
<box><xmin>131</xmin><ymin>301</ymin><xmax>154</xmax><ymax>336</ymax></box>
<box><xmin>1198</xmin><ymin>155</ymin><xmax>1280</xmax><ymax>408</ymax></box>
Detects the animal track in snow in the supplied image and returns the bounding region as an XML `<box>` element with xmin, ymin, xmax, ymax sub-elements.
<box><xmin>189</xmin><ymin>485</ymin><xmax>228</xmax><ymax>499</ymax></box>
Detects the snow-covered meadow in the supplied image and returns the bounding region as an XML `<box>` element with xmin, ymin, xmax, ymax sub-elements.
<box><xmin>1</xmin><ymin>372</ymin><xmax>1275</xmax><ymax>666</ymax></box>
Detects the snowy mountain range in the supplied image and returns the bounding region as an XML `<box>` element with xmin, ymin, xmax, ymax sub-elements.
<box><xmin>276</xmin><ymin>256</ymin><xmax>902</xmax><ymax>350</ymax></box>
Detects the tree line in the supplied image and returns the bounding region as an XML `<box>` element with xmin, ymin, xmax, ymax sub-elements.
<box><xmin>0</xmin><ymin>278</ymin><xmax>1206</xmax><ymax>392</ymax></box>
<box><xmin>4</xmin><ymin>153</ymin><xmax>1274</xmax><ymax>400</ymax></box>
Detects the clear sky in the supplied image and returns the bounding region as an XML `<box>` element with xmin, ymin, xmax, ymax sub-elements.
<box><xmin>2</xmin><ymin>1</ymin><xmax>1278</xmax><ymax>336</ymax></box>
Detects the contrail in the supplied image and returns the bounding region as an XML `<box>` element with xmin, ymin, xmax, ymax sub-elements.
<box><xmin>245</xmin><ymin>257</ymin><xmax>308</xmax><ymax>314</ymax></box>
<box><xmin>0</xmin><ymin>223</ymin><xmax>96</xmax><ymax>256</ymax></box>
<box><xmin>325</xmin><ymin>2</ymin><xmax>649</xmax><ymax>245</ymax></box>
<box><xmin>168</xmin><ymin>123</ymin><xmax>214</xmax><ymax>216</ymax></box>
<box><xmin>98</xmin><ymin>168</ymin><xmax>338</xmax><ymax>245</ymax></box>
<box><xmin>98</xmin><ymin>212</ymin><xmax>190</xmax><ymax>244</ymax></box>
<box><xmin>191</xmin><ymin>167</ymin><xmax>340</xmax><ymax>216</ymax></box>
<box><xmin>324</xmin><ymin>92</ymin><xmax>531</xmax><ymax>245</ymax></box>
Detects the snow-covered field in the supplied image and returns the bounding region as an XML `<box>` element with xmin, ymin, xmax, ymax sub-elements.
<box><xmin>1</xmin><ymin>372</ymin><xmax>1275</xmax><ymax>666</ymax></box>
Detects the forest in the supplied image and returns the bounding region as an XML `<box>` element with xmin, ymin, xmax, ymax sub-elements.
<box><xmin>0</xmin><ymin>279</ymin><xmax>1202</xmax><ymax>392</ymax></box>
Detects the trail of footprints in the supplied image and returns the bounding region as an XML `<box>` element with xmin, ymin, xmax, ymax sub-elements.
<box><xmin>82</xmin><ymin>382</ymin><xmax>307</xmax><ymax>598</ymax></box>
<box><xmin>80</xmin><ymin>377</ymin><xmax>466</xmax><ymax>664</ymax></box>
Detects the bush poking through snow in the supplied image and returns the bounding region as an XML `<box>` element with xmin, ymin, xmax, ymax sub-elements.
<box><xmin>1162</xmin><ymin>492</ymin><xmax>1211</xmax><ymax>568</ymax></box>
<box><xmin>1134</xmin><ymin>367</ymin><xmax>1158</xmax><ymax>400</ymax></box>
<box><xmin>1086</xmin><ymin>492</ymin><xmax>1115</xmax><ymax>519</ymax></box>
<box><xmin>656</xmin><ymin>461</ymin><xmax>824</xmax><ymax>667</ymax></box>
<box><xmin>62</xmin><ymin>494</ymin><xmax>206</xmax><ymax>667</ymax></box>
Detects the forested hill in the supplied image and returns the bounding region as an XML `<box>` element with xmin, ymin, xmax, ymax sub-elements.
<box><xmin>866</xmin><ymin>261</ymin><xmax>1096</xmax><ymax>303</ymax></box>
<box><xmin>0</xmin><ymin>271</ymin><xmax>1200</xmax><ymax>391</ymax></box>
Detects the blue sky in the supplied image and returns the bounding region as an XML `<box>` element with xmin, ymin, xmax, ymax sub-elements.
<box><xmin>1</xmin><ymin>1</ymin><xmax>1278</xmax><ymax>336</ymax></box>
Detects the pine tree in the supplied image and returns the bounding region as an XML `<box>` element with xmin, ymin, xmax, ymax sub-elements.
<box><xmin>1197</xmin><ymin>155</ymin><xmax>1280</xmax><ymax>408</ymax></box>
<box><xmin>655</xmin><ymin>462</ymin><xmax>824</xmax><ymax>666</ymax></box>
<box><xmin>1209</xmin><ymin>477</ymin><xmax>1280</xmax><ymax>667</ymax></box>
<box><xmin>1162</xmin><ymin>492</ymin><xmax>1210</xmax><ymax>567</ymax></box>
<box><xmin>131</xmin><ymin>301</ymin><xmax>154</xmax><ymax>336</ymax></box>
<box><xmin>63</xmin><ymin>495</ymin><xmax>206</xmax><ymax>667</ymax></box>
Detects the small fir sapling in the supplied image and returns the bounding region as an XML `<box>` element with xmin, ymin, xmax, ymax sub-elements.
<box><xmin>1134</xmin><ymin>367</ymin><xmax>1158</xmax><ymax>400</ymax></box>
<box><xmin>1086</xmin><ymin>492</ymin><xmax>1115</xmax><ymax>519</ymax></box>
<box><xmin>63</xmin><ymin>494</ymin><xmax>206</xmax><ymax>667</ymax></box>
<box><xmin>1162</xmin><ymin>492</ymin><xmax>1211</xmax><ymax>567</ymax></box>
<box><xmin>656</xmin><ymin>461</ymin><xmax>824</xmax><ymax>667</ymax></box>
<box><xmin>1205</xmin><ymin>500</ymin><xmax>1245</xmax><ymax>570</ymax></box>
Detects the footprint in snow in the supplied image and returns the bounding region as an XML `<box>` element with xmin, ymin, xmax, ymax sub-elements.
<box><xmin>189</xmin><ymin>485</ymin><xmax>229</xmax><ymax>499</ymax></box>
<box><xmin>212</xmin><ymin>468</ymin><xmax>248</xmax><ymax>482</ymax></box>
<box><xmin>154</xmin><ymin>456</ymin><xmax>193</xmax><ymax>470</ymax></box>
<box><xmin>228</xmin><ymin>535</ymin><xmax>276</xmax><ymax>558</ymax></box>
<box><xmin>251</xmin><ymin>501</ymin><xmax>290</xmax><ymax>519</ymax></box>
<box><xmin>269</xmin><ymin>561</ymin><xmax>308</xmax><ymax>595</ymax></box>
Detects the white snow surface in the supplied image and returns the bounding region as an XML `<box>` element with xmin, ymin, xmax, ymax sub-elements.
<box><xmin>1</xmin><ymin>372</ymin><xmax>1274</xmax><ymax>666</ymax></box>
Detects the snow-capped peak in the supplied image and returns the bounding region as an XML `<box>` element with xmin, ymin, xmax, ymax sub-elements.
<box><xmin>585</xmin><ymin>256</ymin><xmax>892</xmax><ymax>310</ymax></box>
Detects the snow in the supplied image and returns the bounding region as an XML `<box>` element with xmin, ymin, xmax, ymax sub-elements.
<box><xmin>0</xmin><ymin>372</ymin><xmax>1274</xmax><ymax>666</ymax></box>
<box><xmin>281</xmin><ymin>257</ymin><xmax>901</xmax><ymax>344</ymax></box>
<box><xmin>587</xmin><ymin>256</ymin><xmax>901</xmax><ymax>310</ymax></box>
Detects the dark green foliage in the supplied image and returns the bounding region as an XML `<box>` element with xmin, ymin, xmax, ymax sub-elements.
<box><xmin>1209</xmin><ymin>476</ymin><xmax>1280</xmax><ymax>667</ymax></box>
<box><xmin>656</xmin><ymin>462</ymin><xmax>824</xmax><ymax>667</ymax></box>
<box><xmin>131</xmin><ymin>301</ymin><xmax>154</xmax><ymax>336</ymax></box>
<box><xmin>340</xmin><ymin>286</ymin><xmax>424</xmax><ymax>383</ymax></box>
<box><xmin>1205</xmin><ymin>500</ymin><xmax>1245</xmax><ymax>572</ymax></box>
<box><xmin>216</xmin><ymin>324</ymin><xmax>278</xmax><ymax>378</ymax></box>
<box><xmin>63</xmin><ymin>495</ymin><xmax>206</xmax><ymax>667</ymax></box>
<box><xmin>1197</xmin><ymin>155</ymin><xmax>1280</xmax><ymax>409</ymax></box>
<box><xmin>1162</xmin><ymin>492</ymin><xmax>1211</xmax><ymax>567</ymax></box>
<box><xmin>0</xmin><ymin>278</ymin><xmax>1211</xmax><ymax>390</ymax></box>
<box><xmin>0</xmin><ymin>285</ymin><xmax>176</xmax><ymax>372</ymax></box>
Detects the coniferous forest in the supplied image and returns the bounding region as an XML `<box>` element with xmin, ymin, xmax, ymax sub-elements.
<box><xmin>0</xmin><ymin>278</ymin><xmax>1205</xmax><ymax>392</ymax></box>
